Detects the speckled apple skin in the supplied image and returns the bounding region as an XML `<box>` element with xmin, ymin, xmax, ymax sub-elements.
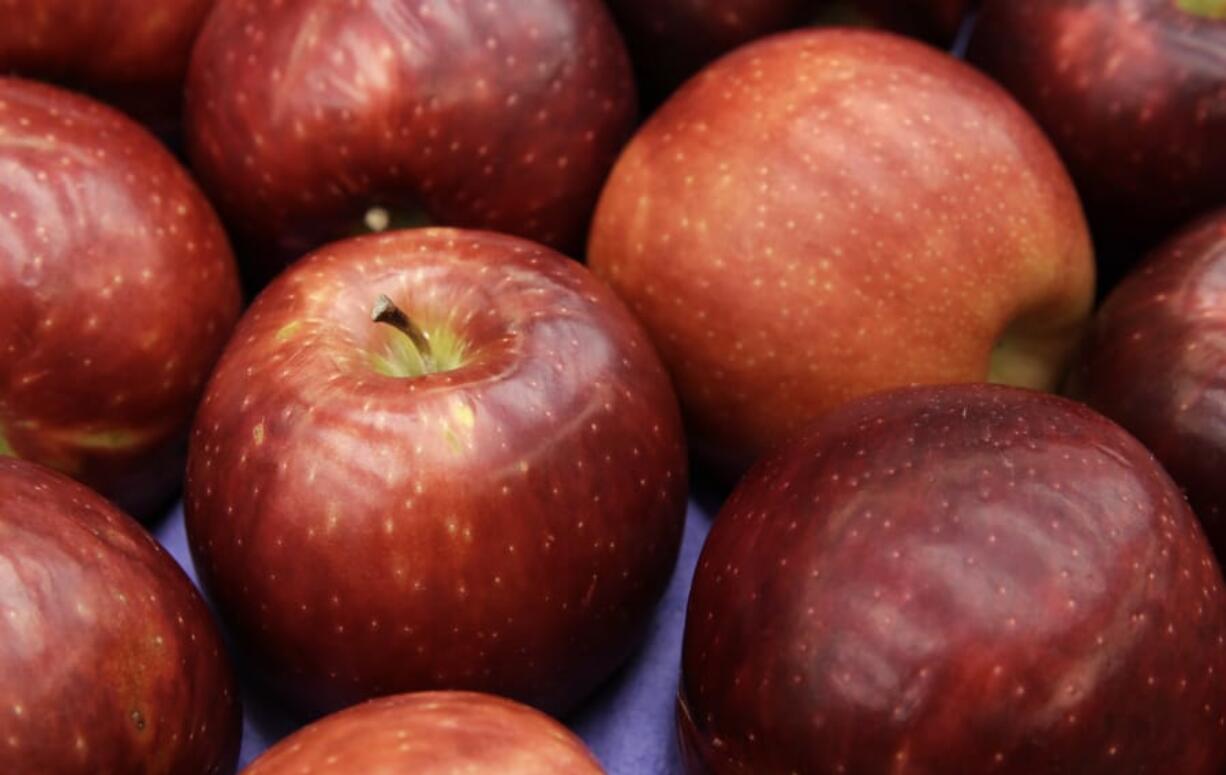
<box><xmin>605</xmin><ymin>0</ymin><xmax>810</xmax><ymax>100</ymax></box>
<box><xmin>185</xmin><ymin>228</ymin><xmax>688</xmax><ymax>716</ymax></box>
<box><xmin>0</xmin><ymin>0</ymin><xmax>214</xmax><ymax>131</ymax></box>
<box><xmin>588</xmin><ymin>30</ymin><xmax>1094</xmax><ymax>474</ymax></box>
<box><xmin>185</xmin><ymin>0</ymin><xmax>636</xmax><ymax>277</ymax></box>
<box><xmin>679</xmin><ymin>384</ymin><xmax>1226</xmax><ymax>774</ymax></box>
<box><xmin>969</xmin><ymin>0</ymin><xmax>1226</xmax><ymax>246</ymax></box>
<box><xmin>244</xmin><ymin>691</ymin><xmax>604</xmax><ymax>774</ymax></box>
<box><xmin>0</xmin><ymin>458</ymin><xmax>241</xmax><ymax>775</ymax></box>
<box><xmin>0</xmin><ymin>78</ymin><xmax>242</xmax><ymax>518</ymax></box>
<box><xmin>1069</xmin><ymin>209</ymin><xmax>1226</xmax><ymax>561</ymax></box>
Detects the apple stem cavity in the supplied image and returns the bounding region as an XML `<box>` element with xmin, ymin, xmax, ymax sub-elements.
<box><xmin>372</xmin><ymin>294</ymin><xmax>436</xmax><ymax>373</ymax></box>
<box><xmin>1177</xmin><ymin>0</ymin><xmax>1226</xmax><ymax>18</ymax></box>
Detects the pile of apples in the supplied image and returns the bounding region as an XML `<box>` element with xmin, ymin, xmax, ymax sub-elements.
<box><xmin>1</xmin><ymin>0</ymin><xmax>1224</xmax><ymax>773</ymax></box>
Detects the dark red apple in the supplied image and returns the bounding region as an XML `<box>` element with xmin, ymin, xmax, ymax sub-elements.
<box><xmin>185</xmin><ymin>0</ymin><xmax>636</xmax><ymax>280</ymax></box>
<box><xmin>0</xmin><ymin>458</ymin><xmax>240</xmax><ymax>775</ymax></box>
<box><xmin>244</xmin><ymin>691</ymin><xmax>603</xmax><ymax>774</ymax></box>
<box><xmin>1068</xmin><ymin>208</ymin><xmax>1226</xmax><ymax>560</ymax></box>
<box><xmin>0</xmin><ymin>77</ymin><xmax>242</xmax><ymax>518</ymax></box>
<box><xmin>604</xmin><ymin>0</ymin><xmax>810</xmax><ymax>101</ymax></box>
<box><xmin>0</xmin><ymin>0</ymin><xmax>215</xmax><ymax>135</ymax></box>
<box><xmin>185</xmin><ymin>228</ymin><xmax>687</xmax><ymax>716</ymax></box>
<box><xmin>588</xmin><ymin>29</ymin><xmax>1094</xmax><ymax>475</ymax></box>
<box><xmin>679</xmin><ymin>383</ymin><xmax>1226</xmax><ymax>773</ymax></box>
<box><xmin>968</xmin><ymin>0</ymin><xmax>1226</xmax><ymax>256</ymax></box>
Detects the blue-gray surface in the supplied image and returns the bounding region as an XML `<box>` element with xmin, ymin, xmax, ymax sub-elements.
<box><xmin>154</xmin><ymin>497</ymin><xmax>714</xmax><ymax>774</ymax></box>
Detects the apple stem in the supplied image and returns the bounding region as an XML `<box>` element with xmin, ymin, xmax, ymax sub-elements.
<box><xmin>371</xmin><ymin>294</ymin><xmax>436</xmax><ymax>372</ymax></box>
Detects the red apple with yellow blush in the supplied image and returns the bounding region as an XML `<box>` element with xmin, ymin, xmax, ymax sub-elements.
<box><xmin>0</xmin><ymin>77</ymin><xmax>242</xmax><ymax>518</ymax></box>
<box><xmin>185</xmin><ymin>0</ymin><xmax>637</xmax><ymax>280</ymax></box>
<box><xmin>185</xmin><ymin>228</ymin><xmax>688</xmax><ymax>716</ymax></box>
<box><xmin>243</xmin><ymin>692</ymin><xmax>603</xmax><ymax>774</ymax></box>
<box><xmin>588</xmin><ymin>29</ymin><xmax>1095</xmax><ymax>475</ymax></box>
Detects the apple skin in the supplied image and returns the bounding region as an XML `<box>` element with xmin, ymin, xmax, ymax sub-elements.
<box><xmin>0</xmin><ymin>458</ymin><xmax>241</xmax><ymax>775</ymax></box>
<box><xmin>0</xmin><ymin>0</ymin><xmax>215</xmax><ymax>135</ymax></box>
<box><xmin>679</xmin><ymin>383</ymin><xmax>1226</xmax><ymax>774</ymax></box>
<box><xmin>185</xmin><ymin>228</ymin><xmax>688</xmax><ymax>716</ymax></box>
<box><xmin>243</xmin><ymin>691</ymin><xmax>603</xmax><ymax>774</ymax></box>
<box><xmin>1068</xmin><ymin>208</ymin><xmax>1226</xmax><ymax>561</ymax></box>
<box><xmin>604</xmin><ymin>0</ymin><xmax>810</xmax><ymax>102</ymax></box>
<box><xmin>0</xmin><ymin>77</ymin><xmax>242</xmax><ymax>519</ymax></box>
<box><xmin>967</xmin><ymin>0</ymin><xmax>1226</xmax><ymax>255</ymax></box>
<box><xmin>588</xmin><ymin>29</ymin><xmax>1095</xmax><ymax>475</ymax></box>
<box><xmin>185</xmin><ymin>0</ymin><xmax>637</xmax><ymax>280</ymax></box>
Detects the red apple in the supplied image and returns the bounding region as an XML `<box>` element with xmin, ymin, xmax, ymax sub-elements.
<box><xmin>0</xmin><ymin>77</ymin><xmax>242</xmax><ymax>518</ymax></box>
<box><xmin>0</xmin><ymin>0</ymin><xmax>215</xmax><ymax>135</ymax></box>
<box><xmin>588</xmin><ymin>30</ymin><xmax>1095</xmax><ymax>475</ymax></box>
<box><xmin>185</xmin><ymin>228</ymin><xmax>688</xmax><ymax>716</ymax></box>
<box><xmin>244</xmin><ymin>691</ymin><xmax>603</xmax><ymax>774</ymax></box>
<box><xmin>185</xmin><ymin>0</ymin><xmax>636</xmax><ymax>280</ymax></box>
<box><xmin>967</xmin><ymin>0</ymin><xmax>1226</xmax><ymax>254</ymax></box>
<box><xmin>0</xmin><ymin>458</ymin><xmax>240</xmax><ymax>775</ymax></box>
<box><xmin>679</xmin><ymin>383</ymin><xmax>1226</xmax><ymax>774</ymax></box>
<box><xmin>604</xmin><ymin>0</ymin><xmax>810</xmax><ymax>101</ymax></box>
<box><xmin>1068</xmin><ymin>208</ymin><xmax>1226</xmax><ymax>560</ymax></box>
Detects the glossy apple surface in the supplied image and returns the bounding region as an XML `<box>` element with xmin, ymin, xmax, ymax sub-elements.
<box><xmin>0</xmin><ymin>77</ymin><xmax>242</xmax><ymax>518</ymax></box>
<box><xmin>243</xmin><ymin>691</ymin><xmax>603</xmax><ymax>774</ymax></box>
<box><xmin>1069</xmin><ymin>208</ymin><xmax>1226</xmax><ymax>559</ymax></box>
<box><xmin>605</xmin><ymin>0</ymin><xmax>810</xmax><ymax>101</ymax></box>
<box><xmin>968</xmin><ymin>0</ymin><xmax>1226</xmax><ymax>254</ymax></box>
<box><xmin>0</xmin><ymin>458</ymin><xmax>240</xmax><ymax>775</ymax></box>
<box><xmin>0</xmin><ymin>0</ymin><xmax>214</xmax><ymax>134</ymax></box>
<box><xmin>185</xmin><ymin>0</ymin><xmax>636</xmax><ymax>279</ymax></box>
<box><xmin>679</xmin><ymin>383</ymin><xmax>1226</xmax><ymax>774</ymax></box>
<box><xmin>588</xmin><ymin>30</ymin><xmax>1094</xmax><ymax>474</ymax></box>
<box><xmin>185</xmin><ymin>228</ymin><xmax>687</xmax><ymax>716</ymax></box>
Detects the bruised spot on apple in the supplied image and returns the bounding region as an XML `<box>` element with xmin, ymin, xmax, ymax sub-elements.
<box><xmin>186</xmin><ymin>228</ymin><xmax>688</xmax><ymax>716</ymax></box>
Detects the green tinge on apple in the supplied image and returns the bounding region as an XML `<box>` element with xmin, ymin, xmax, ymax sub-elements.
<box><xmin>987</xmin><ymin>325</ymin><xmax>1077</xmax><ymax>392</ymax></box>
<box><xmin>0</xmin><ymin>428</ymin><xmax>12</xmax><ymax>458</ymax></box>
<box><xmin>1177</xmin><ymin>0</ymin><xmax>1226</xmax><ymax>19</ymax></box>
<box><xmin>370</xmin><ymin>324</ymin><xmax>469</xmax><ymax>378</ymax></box>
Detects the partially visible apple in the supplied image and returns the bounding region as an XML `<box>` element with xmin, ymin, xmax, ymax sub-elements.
<box><xmin>588</xmin><ymin>29</ymin><xmax>1094</xmax><ymax>475</ymax></box>
<box><xmin>1068</xmin><ymin>208</ymin><xmax>1226</xmax><ymax>559</ymax></box>
<box><xmin>185</xmin><ymin>0</ymin><xmax>637</xmax><ymax>280</ymax></box>
<box><xmin>680</xmin><ymin>383</ymin><xmax>1226</xmax><ymax>774</ymax></box>
<box><xmin>185</xmin><ymin>228</ymin><xmax>688</xmax><ymax>716</ymax></box>
<box><xmin>968</xmin><ymin>0</ymin><xmax>1226</xmax><ymax>259</ymax></box>
<box><xmin>0</xmin><ymin>77</ymin><xmax>242</xmax><ymax>518</ymax></box>
<box><xmin>244</xmin><ymin>691</ymin><xmax>603</xmax><ymax>774</ymax></box>
<box><xmin>604</xmin><ymin>0</ymin><xmax>810</xmax><ymax>102</ymax></box>
<box><xmin>0</xmin><ymin>0</ymin><xmax>215</xmax><ymax>135</ymax></box>
<box><xmin>0</xmin><ymin>458</ymin><xmax>241</xmax><ymax>775</ymax></box>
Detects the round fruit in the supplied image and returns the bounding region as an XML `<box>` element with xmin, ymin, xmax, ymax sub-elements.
<box><xmin>0</xmin><ymin>77</ymin><xmax>242</xmax><ymax>518</ymax></box>
<box><xmin>186</xmin><ymin>228</ymin><xmax>687</xmax><ymax>715</ymax></box>
<box><xmin>0</xmin><ymin>458</ymin><xmax>240</xmax><ymax>775</ymax></box>
<box><xmin>680</xmin><ymin>383</ymin><xmax>1226</xmax><ymax>773</ymax></box>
